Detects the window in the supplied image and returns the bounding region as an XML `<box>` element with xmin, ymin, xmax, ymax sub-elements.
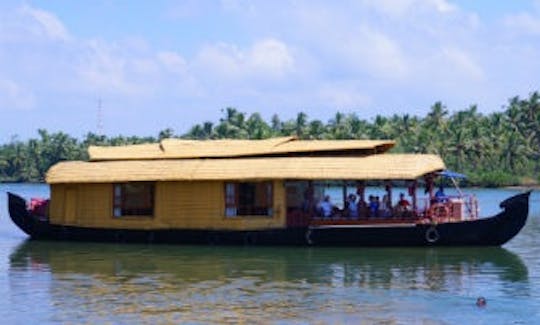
<box><xmin>224</xmin><ymin>182</ymin><xmax>273</xmax><ymax>217</ymax></box>
<box><xmin>113</xmin><ymin>182</ymin><xmax>155</xmax><ymax>217</ymax></box>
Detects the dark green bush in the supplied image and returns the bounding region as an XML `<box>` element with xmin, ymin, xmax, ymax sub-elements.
<box><xmin>467</xmin><ymin>171</ymin><xmax>520</xmax><ymax>187</ymax></box>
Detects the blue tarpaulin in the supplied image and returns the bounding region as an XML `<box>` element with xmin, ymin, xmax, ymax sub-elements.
<box><xmin>438</xmin><ymin>170</ymin><xmax>467</xmax><ymax>179</ymax></box>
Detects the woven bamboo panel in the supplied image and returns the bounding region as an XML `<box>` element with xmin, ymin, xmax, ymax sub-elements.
<box><xmin>88</xmin><ymin>137</ymin><xmax>395</xmax><ymax>161</ymax></box>
<box><xmin>47</xmin><ymin>154</ymin><xmax>445</xmax><ymax>184</ymax></box>
<box><xmin>88</xmin><ymin>143</ymin><xmax>166</xmax><ymax>161</ymax></box>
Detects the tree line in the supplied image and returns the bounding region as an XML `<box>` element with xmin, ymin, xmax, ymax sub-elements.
<box><xmin>1</xmin><ymin>92</ymin><xmax>539</xmax><ymax>186</ymax></box>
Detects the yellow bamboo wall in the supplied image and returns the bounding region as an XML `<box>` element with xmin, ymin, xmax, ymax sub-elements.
<box><xmin>49</xmin><ymin>184</ymin><xmax>65</xmax><ymax>222</ymax></box>
<box><xmin>48</xmin><ymin>181</ymin><xmax>286</xmax><ymax>231</ymax></box>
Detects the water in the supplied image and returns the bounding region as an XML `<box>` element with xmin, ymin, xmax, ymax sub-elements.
<box><xmin>1</xmin><ymin>183</ymin><xmax>539</xmax><ymax>324</ymax></box>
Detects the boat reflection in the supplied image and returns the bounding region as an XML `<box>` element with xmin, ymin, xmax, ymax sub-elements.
<box><xmin>10</xmin><ymin>240</ymin><xmax>528</xmax><ymax>289</ymax></box>
<box><xmin>8</xmin><ymin>241</ymin><xmax>530</xmax><ymax>323</ymax></box>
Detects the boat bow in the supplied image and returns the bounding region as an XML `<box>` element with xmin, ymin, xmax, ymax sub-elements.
<box><xmin>493</xmin><ymin>190</ymin><xmax>531</xmax><ymax>245</ymax></box>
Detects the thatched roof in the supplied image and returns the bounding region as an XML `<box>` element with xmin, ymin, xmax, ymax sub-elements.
<box><xmin>88</xmin><ymin>137</ymin><xmax>395</xmax><ymax>161</ymax></box>
<box><xmin>47</xmin><ymin>154</ymin><xmax>444</xmax><ymax>183</ymax></box>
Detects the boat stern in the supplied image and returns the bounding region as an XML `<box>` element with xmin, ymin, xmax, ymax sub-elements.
<box><xmin>7</xmin><ymin>192</ymin><xmax>36</xmax><ymax>236</ymax></box>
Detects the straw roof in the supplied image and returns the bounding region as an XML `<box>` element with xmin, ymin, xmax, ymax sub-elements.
<box><xmin>47</xmin><ymin>154</ymin><xmax>444</xmax><ymax>184</ymax></box>
<box><xmin>88</xmin><ymin>137</ymin><xmax>395</xmax><ymax>161</ymax></box>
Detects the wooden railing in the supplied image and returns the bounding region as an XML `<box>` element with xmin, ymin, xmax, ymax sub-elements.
<box><xmin>417</xmin><ymin>194</ymin><xmax>478</xmax><ymax>221</ymax></box>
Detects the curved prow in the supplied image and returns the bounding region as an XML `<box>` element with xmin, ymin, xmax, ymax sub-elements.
<box><xmin>500</xmin><ymin>190</ymin><xmax>531</xmax><ymax>210</ymax></box>
<box><xmin>495</xmin><ymin>191</ymin><xmax>531</xmax><ymax>245</ymax></box>
<box><xmin>7</xmin><ymin>192</ymin><xmax>34</xmax><ymax>236</ymax></box>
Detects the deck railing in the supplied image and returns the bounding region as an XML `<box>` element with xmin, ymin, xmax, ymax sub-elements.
<box><xmin>417</xmin><ymin>194</ymin><xmax>478</xmax><ymax>221</ymax></box>
<box><xmin>289</xmin><ymin>194</ymin><xmax>479</xmax><ymax>225</ymax></box>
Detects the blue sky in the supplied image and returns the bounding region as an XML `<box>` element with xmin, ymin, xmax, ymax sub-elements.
<box><xmin>1</xmin><ymin>0</ymin><xmax>539</xmax><ymax>140</ymax></box>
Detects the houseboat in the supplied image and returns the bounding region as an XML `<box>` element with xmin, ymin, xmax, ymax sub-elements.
<box><xmin>8</xmin><ymin>136</ymin><xmax>530</xmax><ymax>246</ymax></box>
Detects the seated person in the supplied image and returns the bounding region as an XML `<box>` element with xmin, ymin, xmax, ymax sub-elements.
<box><xmin>397</xmin><ymin>193</ymin><xmax>410</xmax><ymax>211</ymax></box>
<box><xmin>318</xmin><ymin>195</ymin><xmax>334</xmax><ymax>218</ymax></box>
<box><xmin>368</xmin><ymin>195</ymin><xmax>379</xmax><ymax>217</ymax></box>
<box><xmin>347</xmin><ymin>194</ymin><xmax>359</xmax><ymax>219</ymax></box>
<box><xmin>356</xmin><ymin>197</ymin><xmax>368</xmax><ymax>218</ymax></box>
<box><xmin>381</xmin><ymin>194</ymin><xmax>392</xmax><ymax>218</ymax></box>
<box><xmin>434</xmin><ymin>185</ymin><xmax>447</xmax><ymax>202</ymax></box>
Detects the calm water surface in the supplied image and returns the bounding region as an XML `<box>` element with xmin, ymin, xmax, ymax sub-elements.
<box><xmin>1</xmin><ymin>183</ymin><xmax>539</xmax><ymax>324</ymax></box>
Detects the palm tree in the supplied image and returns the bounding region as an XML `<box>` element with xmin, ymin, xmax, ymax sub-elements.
<box><xmin>392</xmin><ymin>114</ymin><xmax>420</xmax><ymax>153</ymax></box>
<box><xmin>425</xmin><ymin>102</ymin><xmax>448</xmax><ymax>130</ymax></box>
<box><xmin>500</xmin><ymin>99</ymin><xmax>529</xmax><ymax>173</ymax></box>
<box><xmin>270</xmin><ymin>114</ymin><xmax>282</xmax><ymax>136</ymax></box>
<box><xmin>246</xmin><ymin>113</ymin><xmax>271</xmax><ymax>139</ymax></box>
<box><xmin>422</xmin><ymin>102</ymin><xmax>450</xmax><ymax>156</ymax></box>
<box><xmin>371</xmin><ymin>115</ymin><xmax>393</xmax><ymax>139</ymax></box>
<box><xmin>446</xmin><ymin>110</ymin><xmax>473</xmax><ymax>171</ymax></box>
<box><xmin>202</xmin><ymin>122</ymin><xmax>214</xmax><ymax>139</ymax></box>
<box><xmin>520</xmin><ymin>92</ymin><xmax>540</xmax><ymax>174</ymax></box>
<box><xmin>328</xmin><ymin>112</ymin><xmax>352</xmax><ymax>139</ymax></box>
<box><xmin>307</xmin><ymin>119</ymin><xmax>326</xmax><ymax>139</ymax></box>
<box><xmin>158</xmin><ymin>128</ymin><xmax>175</xmax><ymax>140</ymax></box>
<box><xmin>295</xmin><ymin>112</ymin><xmax>308</xmax><ymax>138</ymax></box>
<box><xmin>215</xmin><ymin>107</ymin><xmax>248</xmax><ymax>138</ymax></box>
<box><xmin>347</xmin><ymin>114</ymin><xmax>369</xmax><ymax>139</ymax></box>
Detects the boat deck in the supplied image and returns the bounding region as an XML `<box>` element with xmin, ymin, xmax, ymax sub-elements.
<box><xmin>309</xmin><ymin>216</ymin><xmax>468</xmax><ymax>227</ymax></box>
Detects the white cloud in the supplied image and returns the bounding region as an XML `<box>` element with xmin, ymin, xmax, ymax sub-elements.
<box><xmin>194</xmin><ymin>38</ymin><xmax>295</xmax><ymax>81</ymax></box>
<box><xmin>19</xmin><ymin>4</ymin><xmax>70</xmax><ymax>41</ymax></box>
<box><xmin>76</xmin><ymin>40</ymin><xmax>136</xmax><ymax>95</ymax></box>
<box><xmin>317</xmin><ymin>82</ymin><xmax>372</xmax><ymax>109</ymax></box>
<box><xmin>1</xmin><ymin>1</ymin><xmax>540</xmax><ymax>138</ymax></box>
<box><xmin>429</xmin><ymin>0</ymin><xmax>457</xmax><ymax>13</ymax></box>
<box><xmin>157</xmin><ymin>51</ymin><xmax>188</xmax><ymax>75</ymax></box>
<box><xmin>244</xmin><ymin>4</ymin><xmax>410</xmax><ymax>81</ymax></box>
<box><xmin>195</xmin><ymin>42</ymin><xmax>243</xmax><ymax>79</ymax></box>
<box><xmin>247</xmin><ymin>39</ymin><xmax>294</xmax><ymax>77</ymax></box>
<box><xmin>361</xmin><ymin>0</ymin><xmax>456</xmax><ymax>17</ymax></box>
<box><xmin>441</xmin><ymin>47</ymin><xmax>484</xmax><ymax>81</ymax></box>
<box><xmin>165</xmin><ymin>0</ymin><xmax>215</xmax><ymax>19</ymax></box>
<box><xmin>347</xmin><ymin>26</ymin><xmax>409</xmax><ymax>80</ymax></box>
<box><xmin>75</xmin><ymin>40</ymin><xmax>187</xmax><ymax>97</ymax></box>
<box><xmin>220</xmin><ymin>0</ymin><xmax>257</xmax><ymax>15</ymax></box>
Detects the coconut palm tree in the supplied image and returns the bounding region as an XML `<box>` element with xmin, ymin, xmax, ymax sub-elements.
<box><xmin>246</xmin><ymin>113</ymin><xmax>271</xmax><ymax>139</ymax></box>
<box><xmin>295</xmin><ymin>112</ymin><xmax>308</xmax><ymax>138</ymax></box>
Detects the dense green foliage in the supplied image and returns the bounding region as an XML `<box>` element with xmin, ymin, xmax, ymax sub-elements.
<box><xmin>1</xmin><ymin>92</ymin><xmax>539</xmax><ymax>186</ymax></box>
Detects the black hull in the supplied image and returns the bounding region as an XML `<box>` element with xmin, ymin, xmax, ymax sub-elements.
<box><xmin>7</xmin><ymin>191</ymin><xmax>531</xmax><ymax>246</ymax></box>
<box><xmin>8</xmin><ymin>192</ymin><xmax>39</xmax><ymax>236</ymax></box>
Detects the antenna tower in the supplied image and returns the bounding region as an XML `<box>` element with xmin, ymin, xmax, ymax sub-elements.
<box><xmin>97</xmin><ymin>98</ymin><xmax>104</xmax><ymax>134</ymax></box>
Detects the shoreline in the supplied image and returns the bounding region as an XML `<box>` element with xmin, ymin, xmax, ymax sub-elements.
<box><xmin>503</xmin><ymin>185</ymin><xmax>540</xmax><ymax>190</ymax></box>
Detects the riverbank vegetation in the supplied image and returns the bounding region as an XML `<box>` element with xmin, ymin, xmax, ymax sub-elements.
<box><xmin>1</xmin><ymin>92</ymin><xmax>539</xmax><ymax>187</ymax></box>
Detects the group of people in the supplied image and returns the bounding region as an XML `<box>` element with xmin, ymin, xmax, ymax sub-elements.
<box><xmin>316</xmin><ymin>192</ymin><xmax>412</xmax><ymax>219</ymax></box>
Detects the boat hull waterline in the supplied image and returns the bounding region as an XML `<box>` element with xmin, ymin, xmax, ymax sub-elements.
<box><xmin>7</xmin><ymin>191</ymin><xmax>530</xmax><ymax>246</ymax></box>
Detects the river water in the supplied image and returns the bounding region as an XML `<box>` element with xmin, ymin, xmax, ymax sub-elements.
<box><xmin>1</xmin><ymin>183</ymin><xmax>539</xmax><ymax>324</ymax></box>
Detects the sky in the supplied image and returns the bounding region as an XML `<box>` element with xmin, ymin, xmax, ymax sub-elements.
<box><xmin>1</xmin><ymin>0</ymin><xmax>539</xmax><ymax>141</ymax></box>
